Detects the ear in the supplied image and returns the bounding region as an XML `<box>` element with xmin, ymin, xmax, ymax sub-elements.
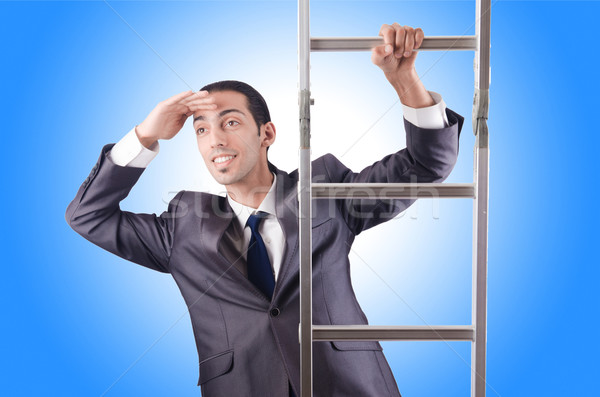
<box><xmin>261</xmin><ymin>121</ymin><xmax>276</xmax><ymax>148</ymax></box>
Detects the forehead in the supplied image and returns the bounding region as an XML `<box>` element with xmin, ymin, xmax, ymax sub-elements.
<box><xmin>193</xmin><ymin>90</ymin><xmax>250</xmax><ymax>121</ymax></box>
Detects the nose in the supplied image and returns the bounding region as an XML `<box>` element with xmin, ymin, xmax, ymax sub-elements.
<box><xmin>208</xmin><ymin>125</ymin><xmax>228</xmax><ymax>148</ymax></box>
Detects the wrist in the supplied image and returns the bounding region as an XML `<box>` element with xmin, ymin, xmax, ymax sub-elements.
<box><xmin>135</xmin><ymin>124</ymin><xmax>158</xmax><ymax>149</ymax></box>
<box><xmin>385</xmin><ymin>68</ymin><xmax>419</xmax><ymax>93</ymax></box>
<box><xmin>386</xmin><ymin>69</ymin><xmax>434</xmax><ymax>108</ymax></box>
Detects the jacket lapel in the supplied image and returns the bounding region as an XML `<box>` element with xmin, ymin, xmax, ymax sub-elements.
<box><xmin>198</xmin><ymin>166</ymin><xmax>300</xmax><ymax>302</ymax></box>
<box><xmin>198</xmin><ymin>193</ymin><xmax>277</xmax><ymax>303</ymax></box>
<box><xmin>198</xmin><ymin>195</ymin><xmax>236</xmax><ymax>273</ymax></box>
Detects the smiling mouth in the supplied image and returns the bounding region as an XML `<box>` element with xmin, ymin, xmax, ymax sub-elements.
<box><xmin>213</xmin><ymin>155</ymin><xmax>237</xmax><ymax>167</ymax></box>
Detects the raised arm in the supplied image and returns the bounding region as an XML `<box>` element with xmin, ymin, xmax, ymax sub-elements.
<box><xmin>318</xmin><ymin>24</ymin><xmax>463</xmax><ymax>235</ymax></box>
<box><xmin>65</xmin><ymin>90</ymin><xmax>215</xmax><ymax>272</ymax></box>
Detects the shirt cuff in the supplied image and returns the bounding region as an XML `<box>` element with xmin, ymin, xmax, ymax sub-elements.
<box><xmin>107</xmin><ymin>126</ymin><xmax>159</xmax><ymax>168</ymax></box>
<box><xmin>402</xmin><ymin>91</ymin><xmax>449</xmax><ymax>129</ymax></box>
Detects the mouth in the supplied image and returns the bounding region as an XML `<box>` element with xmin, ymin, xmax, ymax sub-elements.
<box><xmin>212</xmin><ymin>154</ymin><xmax>237</xmax><ymax>168</ymax></box>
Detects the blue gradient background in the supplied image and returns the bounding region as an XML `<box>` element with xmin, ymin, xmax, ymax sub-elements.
<box><xmin>1</xmin><ymin>1</ymin><xmax>598</xmax><ymax>396</ymax></box>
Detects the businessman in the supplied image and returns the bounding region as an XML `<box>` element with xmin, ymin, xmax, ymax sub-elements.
<box><xmin>66</xmin><ymin>24</ymin><xmax>463</xmax><ymax>396</ymax></box>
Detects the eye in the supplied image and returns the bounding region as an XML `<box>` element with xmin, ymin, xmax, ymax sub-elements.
<box><xmin>196</xmin><ymin>127</ymin><xmax>207</xmax><ymax>135</ymax></box>
<box><xmin>225</xmin><ymin>120</ymin><xmax>239</xmax><ymax>128</ymax></box>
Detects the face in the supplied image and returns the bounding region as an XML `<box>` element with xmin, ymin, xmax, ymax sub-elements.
<box><xmin>193</xmin><ymin>90</ymin><xmax>275</xmax><ymax>187</ymax></box>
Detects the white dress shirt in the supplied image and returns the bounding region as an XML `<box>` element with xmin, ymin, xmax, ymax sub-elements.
<box><xmin>107</xmin><ymin>91</ymin><xmax>448</xmax><ymax>281</ymax></box>
<box><xmin>226</xmin><ymin>175</ymin><xmax>285</xmax><ymax>280</ymax></box>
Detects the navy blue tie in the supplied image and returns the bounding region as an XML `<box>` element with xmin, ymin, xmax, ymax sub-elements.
<box><xmin>246</xmin><ymin>212</ymin><xmax>275</xmax><ymax>300</ymax></box>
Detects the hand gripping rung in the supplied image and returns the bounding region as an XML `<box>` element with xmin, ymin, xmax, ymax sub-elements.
<box><xmin>313</xmin><ymin>325</ymin><xmax>475</xmax><ymax>341</ymax></box>
<box><xmin>311</xmin><ymin>183</ymin><xmax>475</xmax><ymax>199</ymax></box>
<box><xmin>310</xmin><ymin>36</ymin><xmax>477</xmax><ymax>52</ymax></box>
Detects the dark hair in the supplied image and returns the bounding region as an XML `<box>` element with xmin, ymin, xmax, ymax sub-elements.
<box><xmin>200</xmin><ymin>80</ymin><xmax>271</xmax><ymax>132</ymax></box>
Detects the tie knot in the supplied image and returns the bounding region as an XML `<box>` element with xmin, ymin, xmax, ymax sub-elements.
<box><xmin>246</xmin><ymin>211</ymin><xmax>268</xmax><ymax>232</ymax></box>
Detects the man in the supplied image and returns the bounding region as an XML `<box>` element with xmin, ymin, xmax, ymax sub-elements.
<box><xmin>66</xmin><ymin>24</ymin><xmax>463</xmax><ymax>396</ymax></box>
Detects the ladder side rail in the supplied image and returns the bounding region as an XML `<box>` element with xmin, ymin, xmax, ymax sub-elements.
<box><xmin>472</xmin><ymin>0</ymin><xmax>491</xmax><ymax>396</ymax></box>
<box><xmin>298</xmin><ymin>0</ymin><xmax>313</xmax><ymax>396</ymax></box>
<box><xmin>472</xmin><ymin>104</ymin><xmax>490</xmax><ymax>397</ymax></box>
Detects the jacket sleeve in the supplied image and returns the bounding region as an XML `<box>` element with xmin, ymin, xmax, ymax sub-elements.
<box><xmin>321</xmin><ymin>107</ymin><xmax>463</xmax><ymax>235</ymax></box>
<box><xmin>65</xmin><ymin>143</ymin><xmax>184</xmax><ymax>273</ymax></box>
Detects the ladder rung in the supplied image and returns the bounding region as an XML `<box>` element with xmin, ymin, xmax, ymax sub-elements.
<box><xmin>311</xmin><ymin>36</ymin><xmax>477</xmax><ymax>52</ymax></box>
<box><xmin>313</xmin><ymin>325</ymin><xmax>475</xmax><ymax>341</ymax></box>
<box><xmin>311</xmin><ymin>183</ymin><xmax>475</xmax><ymax>199</ymax></box>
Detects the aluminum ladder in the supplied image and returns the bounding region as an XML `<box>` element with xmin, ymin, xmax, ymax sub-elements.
<box><xmin>297</xmin><ymin>0</ymin><xmax>491</xmax><ymax>396</ymax></box>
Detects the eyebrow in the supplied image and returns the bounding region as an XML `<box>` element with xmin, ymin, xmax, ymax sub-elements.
<box><xmin>193</xmin><ymin>109</ymin><xmax>246</xmax><ymax>124</ymax></box>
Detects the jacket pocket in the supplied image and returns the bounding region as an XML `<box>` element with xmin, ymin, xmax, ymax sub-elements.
<box><xmin>197</xmin><ymin>349</ymin><xmax>234</xmax><ymax>386</ymax></box>
<box><xmin>330</xmin><ymin>340</ymin><xmax>383</xmax><ymax>351</ymax></box>
<box><xmin>312</xmin><ymin>216</ymin><xmax>333</xmax><ymax>229</ymax></box>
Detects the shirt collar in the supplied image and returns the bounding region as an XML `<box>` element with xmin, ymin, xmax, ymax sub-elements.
<box><xmin>227</xmin><ymin>173</ymin><xmax>277</xmax><ymax>230</ymax></box>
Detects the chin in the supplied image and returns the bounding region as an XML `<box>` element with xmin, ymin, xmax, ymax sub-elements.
<box><xmin>211</xmin><ymin>169</ymin><xmax>237</xmax><ymax>186</ymax></box>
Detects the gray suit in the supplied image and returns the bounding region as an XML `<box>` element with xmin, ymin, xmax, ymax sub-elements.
<box><xmin>65</xmin><ymin>109</ymin><xmax>463</xmax><ymax>396</ymax></box>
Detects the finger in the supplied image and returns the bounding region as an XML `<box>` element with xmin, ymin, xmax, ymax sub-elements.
<box><xmin>393</xmin><ymin>22</ymin><xmax>405</xmax><ymax>58</ymax></box>
<box><xmin>182</xmin><ymin>94</ymin><xmax>213</xmax><ymax>107</ymax></box>
<box><xmin>165</xmin><ymin>90</ymin><xmax>194</xmax><ymax>104</ymax></box>
<box><xmin>371</xmin><ymin>44</ymin><xmax>392</xmax><ymax>66</ymax></box>
<box><xmin>180</xmin><ymin>90</ymin><xmax>210</xmax><ymax>104</ymax></box>
<box><xmin>378</xmin><ymin>23</ymin><xmax>391</xmax><ymax>37</ymax></box>
<box><xmin>173</xmin><ymin>104</ymin><xmax>195</xmax><ymax>116</ymax></box>
<box><xmin>414</xmin><ymin>28</ymin><xmax>424</xmax><ymax>49</ymax></box>
<box><xmin>186</xmin><ymin>102</ymin><xmax>218</xmax><ymax>112</ymax></box>
<box><xmin>175</xmin><ymin>101</ymin><xmax>216</xmax><ymax>116</ymax></box>
<box><xmin>185</xmin><ymin>97</ymin><xmax>217</xmax><ymax>109</ymax></box>
<box><xmin>403</xmin><ymin>26</ymin><xmax>415</xmax><ymax>57</ymax></box>
<box><xmin>379</xmin><ymin>24</ymin><xmax>395</xmax><ymax>55</ymax></box>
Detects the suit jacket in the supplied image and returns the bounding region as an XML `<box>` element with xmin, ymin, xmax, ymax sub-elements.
<box><xmin>65</xmin><ymin>109</ymin><xmax>463</xmax><ymax>396</ymax></box>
